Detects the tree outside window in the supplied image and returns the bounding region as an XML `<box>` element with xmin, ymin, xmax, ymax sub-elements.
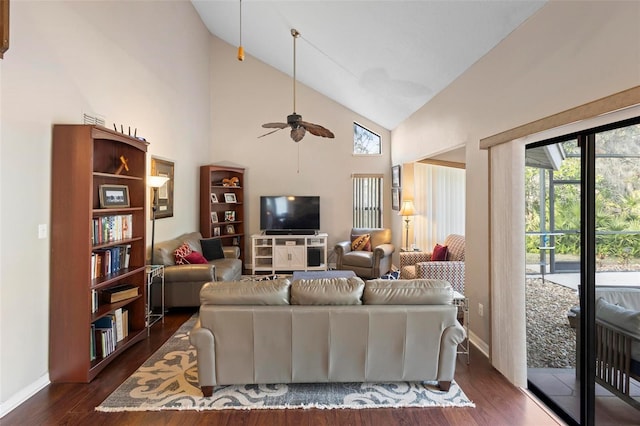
<box><xmin>353</xmin><ymin>122</ymin><xmax>381</xmax><ymax>155</ymax></box>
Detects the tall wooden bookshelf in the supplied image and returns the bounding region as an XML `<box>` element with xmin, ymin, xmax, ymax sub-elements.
<box><xmin>49</xmin><ymin>125</ymin><xmax>149</xmax><ymax>383</ymax></box>
<box><xmin>199</xmin><ymin>165</ymin><xmax>245</xmax><ymax>265</ymax></box>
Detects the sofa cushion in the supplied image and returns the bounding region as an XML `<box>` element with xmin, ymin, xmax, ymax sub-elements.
<box><xmin>201</xmin><ymin>238</ymin><xmax>225</xmax><ymax>261</ymax></box>
<box><xmin>291</xmin><ymin>277</ymin><xmax>365</xmax><ymax>305</ymax></box>
<box><xmin>174</xmin><ymin>242</ymin><xmax>193</xmax><ymax>265</ymax></box>
<box><xmin>342</xmin><ymin>251</ymin><xmax>374</xmax><ymax>268</ymax></box>
<box><xmin>351</xmin><ymin>234</ymin><xmax>372</xmax><ymax>251</ymax></box>
<box><xmin>596</xmin><ymin>297</ymin><xmax>640</xmax><ymax>335</ymax></box>
<box><xmin>363</xmin><ymin>279</ymin><xmax>453</xmax><ymax>305</ymax></box>
<box><xmin>200</xmin><ymin>279</ymin><xmax>291</xmax><ymax>305</ymax></box>
<box><xmin>432</xmin><ymin>244</ymin><xmax>448</xmax><ymax>261</ymax></box>
<box><xmin>184</xmin><ymin>251</ymin><xmax>208</xmax><ymax>264</ymax></box>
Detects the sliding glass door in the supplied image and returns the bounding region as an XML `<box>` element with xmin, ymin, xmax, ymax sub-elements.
<box><xmin>526</xmin><ymin>117</ymin><xmax>640</xmax><ymax>425</ymax></box>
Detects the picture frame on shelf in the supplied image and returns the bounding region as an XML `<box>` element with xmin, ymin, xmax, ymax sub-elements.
<box><xmin>213</xmin><ymin>227</ymin><xmax>221</xmax><ymax>237</ymax></box>
<box><xmin>210</xmin><ymin>193</ymin><xmax>218</xmax><ymax>203</ymax></box>
<box><xmin>150</xmin><ymin>157</ymin><xmax>174</xmax><ymax>219</ymax></box>
<box><xmin>392</xmin><ymin>187</ymin><xmax>401</xmax><ymax>211</ymax></box>
<box><xmin>225</xmin><ymin>210</ymin><xmax>236</xmax><ymax>222</ymax></box>
<box><xmin>210</xmin><ymin>212</ymin><xmax>218</xmax><ymax>223</ymax></box>
<box><xmin>99</xmin><ymin>184</ymin><xmax>130</xmax><ymax>208</ymax></box>
<box><xmin>224</xmin><ymin>193</ymin><xmax>237</xmax><ymax>203</ymax></box>
<box><xmin>391</xmin><ymin>165</ymin><xmax>401</xmax><ymax>188</ymax></box>
<box><xmin>226</xmin><ymin>224</ymin><xmax>235</xmax><ymax>234</ymax></box>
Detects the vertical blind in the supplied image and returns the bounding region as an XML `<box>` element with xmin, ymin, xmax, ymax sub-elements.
<box><xmin>352</xmin><ymin>174</ymin><xmax>383</xmax><ymax>228</ymax></box>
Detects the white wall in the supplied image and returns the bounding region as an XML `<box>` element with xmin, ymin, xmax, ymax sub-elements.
<box><xmin>392</xmin><ymin>0</ymin><xmax>640</xmax><ymax>349</ymax></box>
<box><xmin>0</xmin><ymin>0</ymin><xmax>211</xmax><ymax>414</ymax></box>
<box><xmin>208</xmin><ymin>36</ymin><xmax>392</xmax><ymax>264</ymax></box>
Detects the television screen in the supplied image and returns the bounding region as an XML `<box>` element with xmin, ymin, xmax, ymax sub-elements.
<box><xmin>260</xmin><ymin>196</ymin><xmax>320</xmax><ymax>231</ymax></box>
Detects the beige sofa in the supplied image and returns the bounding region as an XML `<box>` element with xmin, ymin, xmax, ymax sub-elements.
<box><xmin>189</xmin><ymin>277</ymin><xmax>466</xmax><ymax>397</ymax></box>
<box><xmin>152</xmin><ymin>232</ymin><xmax>243</xmax><ymax>307</ymax></box>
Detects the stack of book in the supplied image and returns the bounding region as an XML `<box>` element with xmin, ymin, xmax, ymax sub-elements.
<box><xmin>100</xmin><ymin>284</ymin><xmax>138</xmax><ymax>304</ymax></box>
<box><xmin>91</xmin><ymin>214</ymin><xmax>133</xmax><ymax>245</ymax></box>
<box><xmin>90</xmin><ymin>308</ymin><xmax>129</xmax><ymax>360</ymax></box>
<box><xmin>91</xmin><ymin>244</ymin><xmax>131</xmax><ymax>279</ymax></box>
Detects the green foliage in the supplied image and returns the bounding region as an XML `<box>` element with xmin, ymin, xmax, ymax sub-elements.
<box><xmin>525</xmin><ymin>124</ymin><xmax>640</xmax><ymax>263</ymax></box>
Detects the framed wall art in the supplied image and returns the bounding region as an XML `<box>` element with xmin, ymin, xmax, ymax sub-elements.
<box><xmin>392</xmin><ymin>187</ymin><xmax>401</xmax><ymax>211</ymax></box>
<box><xmin>391</xmin><ymin>165</ymin><xmax>401</xmax><ymax>188</ymax></box>
<box><xmin>150</xmin><ymin>157</ymin><xmax>174</xmax><ymax>219</ymax></box>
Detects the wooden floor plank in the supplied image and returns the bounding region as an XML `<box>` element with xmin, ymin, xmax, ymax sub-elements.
<box><xmin>1</xmin><ymin>308</ymin><xmax>562</xmax><ymax>426</ymax></box>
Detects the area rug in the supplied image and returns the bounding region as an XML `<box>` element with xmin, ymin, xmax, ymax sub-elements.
<box><xmin>96</xmin><ymin>315</ymin><xmax>475</xmax><ymax>412</ymax></box>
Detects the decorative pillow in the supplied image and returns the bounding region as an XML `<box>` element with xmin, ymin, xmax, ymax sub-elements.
<box><xmin>351</xmin><ymin>234</ymin><xmax>372</xmax><ymax>251</ymax></box>
<box><xmin>432</xmin><ymin>244</ymin><xmax>448</xmax><ymax>261</ymax></box>
<box><xmin>184</xmin><ymin>251</ymin><xmax>208</xmax><ymax>264</ymax></box>
<box><xmin>200</xmin><ymin>238</ymin><xmax>225</xmax><ymax>261</ymax></box>
<box><xmin>174</xmin><ymin>242</ymin><xmax>193</xmax><ymax>265</ymax></box>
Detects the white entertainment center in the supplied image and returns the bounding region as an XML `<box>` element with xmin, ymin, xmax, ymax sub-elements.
<box><xmin>251</xmin><ymin>233</ymin><xmax>328</xmax><ymax>274</ymax></box>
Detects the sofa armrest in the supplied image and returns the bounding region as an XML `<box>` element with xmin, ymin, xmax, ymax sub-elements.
<box><xmin>373</xmin><ymin>243</ymin><xmax>395</xmax><ymax>259</ymax></box>
<box><xmin>189</xmin><ymin>318</ymin><xmax>217</xmax><ymax>395</ymax></box>
<box><xmin>399</xmin><ymin>251</ymin><xmax>431</xmax><ymax>268</ymax></box>
<box><xmin>223</xmin><ymin>245</ymin><xmax>240</xmax><ymax>259</ymax></box>
<box><xmin>164</xmin><ymin>264</ymin><xmax>216</xmax><ymax>283</ymax></box>
<box><xmin>334</xmin><ymin>241</ymin><xmax>352</xmax><ymax>269</ymax></box>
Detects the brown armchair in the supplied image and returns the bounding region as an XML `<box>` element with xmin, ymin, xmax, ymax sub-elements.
<box><xmin>334</xmin><ymin>228</ymin><xmax>395</xmax><ymax>279</ymax></box>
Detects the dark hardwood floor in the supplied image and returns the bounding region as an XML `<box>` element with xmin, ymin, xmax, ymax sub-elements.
<box><xmin>2</xmin><ymin>309</ymin><xmax>563</xmax><ymax>426</ymax></box>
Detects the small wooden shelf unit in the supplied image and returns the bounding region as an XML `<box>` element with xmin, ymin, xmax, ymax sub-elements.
<box><xmin>49</xmin><ymin>125</ymin><xmax>149</xmax><ymax>383</ymax></box>
<box><xmin>199</xmin><ymin>165</ymin><xmax>245</xmax><ymax>265</ymax></box>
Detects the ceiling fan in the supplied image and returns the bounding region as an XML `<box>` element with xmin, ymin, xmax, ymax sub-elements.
<box><xmin>259</xmin><ymin>29</ymin><xmax>335</xmax><ymax>143</ymax></box>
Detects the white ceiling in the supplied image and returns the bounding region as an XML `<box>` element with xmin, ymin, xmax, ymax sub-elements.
<box><xmin>192</xmin><ymin>0</ymin><xmax>546</xmax><ymax>130</ymax></box>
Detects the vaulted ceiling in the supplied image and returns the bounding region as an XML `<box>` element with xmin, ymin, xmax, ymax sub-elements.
<box><xmin>192</xmin><ymin>1</ymin><xmax>546</xmax><ymax>130</ymax></box>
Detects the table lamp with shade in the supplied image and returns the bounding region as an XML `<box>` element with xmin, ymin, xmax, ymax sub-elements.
<box><xmin>398</xmin><ymin>199</ymin><xmax>416</xmax><ymax>251</ymax></box>
<box><xmin>148</xmin><ymin>175</ymin><xmax>170</xmax><ymax>265</ymax></box>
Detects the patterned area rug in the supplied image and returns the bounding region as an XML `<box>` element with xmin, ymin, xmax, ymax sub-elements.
<box><xmin>96</xmin><ymin>315</ymin><xmax>474</xmax><ymax>412</ymax></box>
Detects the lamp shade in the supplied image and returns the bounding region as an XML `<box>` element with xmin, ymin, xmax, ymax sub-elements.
<box><xmin>148</xmin><ymin>175</ymin><xmax>169</xmax><ymax>188</ymax></box>
<box><xmin>399</xmin><ymin>199</ymin><xmax>416</xmax><ymax>216</ymax></box>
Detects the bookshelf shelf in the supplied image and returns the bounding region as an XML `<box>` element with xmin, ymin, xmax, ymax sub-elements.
<box><xmin>50</xmin><ymin>124</ymin><xmax>149</xmax><ymax>383</ymax></box>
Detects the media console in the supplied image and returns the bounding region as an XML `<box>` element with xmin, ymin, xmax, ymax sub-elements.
<box><xmin>251</xmin><ymin>232</ymin><xmax>328</xmax><ymax>274</ymax></box>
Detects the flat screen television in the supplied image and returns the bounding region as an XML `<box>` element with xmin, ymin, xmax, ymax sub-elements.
<box><xmin>260</xmin><ymin>196</ymin><xmax>320</xmax><ymax>234</ymax></box>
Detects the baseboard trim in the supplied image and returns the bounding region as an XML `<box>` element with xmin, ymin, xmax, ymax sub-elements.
<box><xmin>469</xmin><ymin>330</ymin><xmax>490</xmax><ymax>358</ymax></box>
<box><xmin>0</xmin><ymin>374</ymin><xmax>50</xmax><ymax>418</ymax></box>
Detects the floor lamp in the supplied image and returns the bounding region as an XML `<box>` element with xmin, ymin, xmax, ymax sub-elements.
<box><xmin>148</xmin><ymin>176</ymin><xmax>170</xmax><ymax>265</ymax></box>
<box><xmin>399</xmin><ymin>199</ymin><xmax>416</xmax><ymax>251</ymax></box>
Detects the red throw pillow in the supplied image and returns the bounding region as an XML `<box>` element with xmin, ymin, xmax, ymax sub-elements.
<box><xmin>432</xmin><ymin>244</ymin><xmax>448</xmax><ymax>261</ymax></box>
<box><xmin>174</xmin><ymin>242</ymin><xmax>193</xmax><ymax>265</ymax></box>
<box><xmin>184</xmin><ymin>251</ymin><xmax>208</xmax><ymax>264</ymax></box>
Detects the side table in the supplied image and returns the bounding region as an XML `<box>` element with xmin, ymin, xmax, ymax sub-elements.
<box><xmin>453</xmin><ymin>290</ymin><xmax>470</xmax><ymax>364</ymax></box>
<box><xmin>146</xmin><ymin>265</ymin><xmax>165</xmax><ymax>335</ymax></box>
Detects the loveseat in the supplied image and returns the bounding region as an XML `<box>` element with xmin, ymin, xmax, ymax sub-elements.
<box><xmin>399</xmin><ymin>234</ymin><xmax>465</xmax><ymax>294</ymax></box>
<box><xmin>152</xmin><ymin>232</ymin><xmax>242</xmax><ymax>307</ymax></box>
<box><xmin>189</xmin><ymin>277</ymin><xmax>466</xmax><ymax>397</ymax></box>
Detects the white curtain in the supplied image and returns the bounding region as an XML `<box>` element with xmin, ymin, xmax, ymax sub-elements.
<box><xmin>413</xmin><ymin>163</ymin><xmax>465</xmax><ymax>251</ymax></box>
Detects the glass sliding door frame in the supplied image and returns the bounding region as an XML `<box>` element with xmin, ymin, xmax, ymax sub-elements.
<box><xmin>526</xmin><ymin>115</ymin><xmax>640</xmax><ymax>425</ymax></box>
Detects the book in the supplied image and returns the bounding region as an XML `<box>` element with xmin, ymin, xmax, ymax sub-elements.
<box><xmin>101</xmin><ymin>284</ymin><xmax>138</xmax><ymax>303</ymax></box>
<box><xmin>114</xmin><ymin>308</ymin><xmax>124</xmax><ymax>342</ymax></box>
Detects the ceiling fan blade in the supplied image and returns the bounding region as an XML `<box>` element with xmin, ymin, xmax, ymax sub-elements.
<box><xmin>262</xmin><ymin>122</ymin><xmax>289</xmax><ymax>129</ymax></box>
<box><xmin>300</xmin><ymin>121</ymin><xmax>335</xmax><ymax>138</ymax></box>
<box><xmin>258</xmin><ymin>127</ymin><xmax>286</xmax><ymax>138</ymax></box>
